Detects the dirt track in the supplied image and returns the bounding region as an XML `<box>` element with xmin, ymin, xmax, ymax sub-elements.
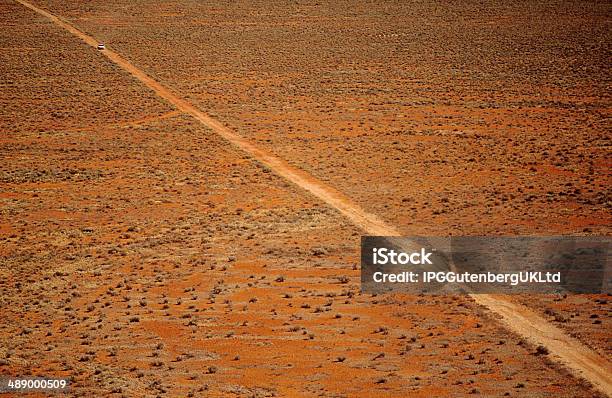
<box><xmin>472</xmin><ymin>295</ymin><xmax>612</xmax><ymax>395</ymax></box>
<box><xmin>12</xmin><ymin>0</ymin><xmax>611</xmax><ymax>395</ymax></box>
<box><xmin>17</xmin><ymin>0</ymin><xmax>397</xmax><ymax>238</ymax></box>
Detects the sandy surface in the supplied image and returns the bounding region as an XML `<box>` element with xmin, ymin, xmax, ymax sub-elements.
<box><xmin>1</xmin><ymin>0</ymin><xmax>610</xmax><ymax>397</ymax></box>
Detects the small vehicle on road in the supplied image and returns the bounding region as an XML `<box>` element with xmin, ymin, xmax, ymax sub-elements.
<box><xmin>97</xmin><ymin>43</ymin><xmax>105</xmax><ymax>50</ymax></box>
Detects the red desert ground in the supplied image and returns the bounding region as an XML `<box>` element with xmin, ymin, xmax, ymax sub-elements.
<box><xmin>1</xmin><ymin>0</ymin><xmax>610</xmax><ymax>397</ymax></box>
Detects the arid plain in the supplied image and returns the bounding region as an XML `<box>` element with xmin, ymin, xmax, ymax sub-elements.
<box><xmin>1</xmin><ymin>0</ymin><xmax>610</xmax><ymax>397</ymax></box>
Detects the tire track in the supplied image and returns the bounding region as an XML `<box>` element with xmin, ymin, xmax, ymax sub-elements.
<box><xmin>15</xmin><ymin>0</ymin><xmax>612</xmax><ymax>395</ymax></box>
<box><xmin>62</xmin><ymin>110</ymin><xmax>182</xmax><ymax>132</ymax></box>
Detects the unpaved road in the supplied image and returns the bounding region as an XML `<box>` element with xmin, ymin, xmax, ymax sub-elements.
<box><xmin>15</xmin><ymin>0</ymin><xmax>612</xmax><ymax>395</ymax></box>
<box><xmin>473</xmin><ymin>295</ymin><xmax>612</xmax><ymax>394</ymax></box>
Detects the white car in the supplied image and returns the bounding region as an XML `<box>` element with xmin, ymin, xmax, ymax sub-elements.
<box><xmin>97</xmin><ymin>43</ymin><xmax>105</xmax><ymax>50</ymax></box>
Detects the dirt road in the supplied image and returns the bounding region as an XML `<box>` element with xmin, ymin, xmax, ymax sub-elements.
<box><xmin>15</xmin><ymin>0</ymin><xmax>611</xmax><ymax>395</ymax></box>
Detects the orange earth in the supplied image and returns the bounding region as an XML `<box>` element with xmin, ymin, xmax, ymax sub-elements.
<box><xmin>1</xmin><ymin>1</ymin><xmax>610</xmax><ymax>397</ymax></box>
